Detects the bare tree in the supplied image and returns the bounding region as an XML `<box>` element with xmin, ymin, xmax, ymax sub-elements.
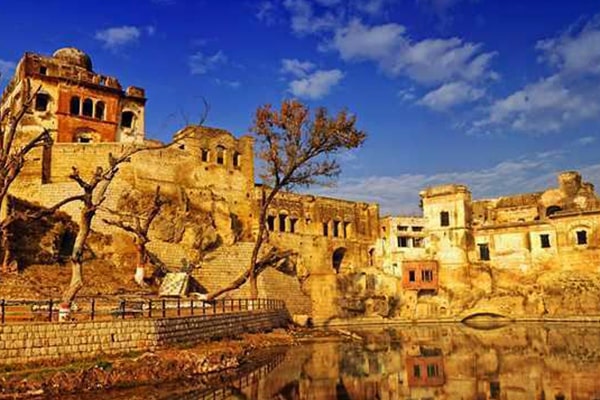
<box><xmin>102</xmin><ymin>186</ymin><xmax>166</xmax><ymax>286</ymax></box>
<box><xmin>0</xmin><ymin>79</ymin><xmax>60</xmax><ymax>273</ymax></box>
<box><xmin>207</xmin><ymin>99</ymin><xmax>366</xmax><ymax>300</ymax></box>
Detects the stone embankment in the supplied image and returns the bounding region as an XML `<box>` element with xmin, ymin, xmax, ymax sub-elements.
<box><xmin>0</xmin><ymin>309</ymin><xmax>289</xmax><ymax>366</ymax></box>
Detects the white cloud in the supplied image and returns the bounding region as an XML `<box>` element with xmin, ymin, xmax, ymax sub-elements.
<box><xmin>331</xmin><ymin>19</ymin><xmax>497</xmax><ymax>85</ymax></box>
<box><xmin>288</xmin><ymin>69</ymin><xmax>344</xmax><ymax>99</ymax></box>
<box><xmin>189</xmin><ymin>50</ymin><xmax>227</xmax><ymax>75</ymax></box>
<box><xmin>283</xmin><ymin>0</ymin><xmax>340</xmax><ymax>35</ymax></box>
<box><xmin>475</xmin><ymin>15</ymin><xmax>600</xmax><ymax>134</ymax></box>
<box><xmin>215</xmin><ymin>78</ymin><xmax>241</xmax><ymax>89</ymax></box>
<box><xmin>0</xmin><ymin>60</ymin><xmax>16</xmax><ymax>80</ymax></box>
<box><xmin>356</xmin><ymin>0</ymin><xmax>392</xmax><ymax>16</ymax></box>
<box><xmin>398</xmin><ymin>87</ymin><xmax>416</xmax><ymax>102</ymax></box>
<box><xmin>419</xmin><ymin>81</ymin><xmax>484</xmax><ymax>110</ymax></box>
<box><xmin>576</xmin><ymin>136</ymin><xmax>596</xmax><ymax>145</ymax></box>
<box><xmin>536</xmin><ymin>16</ymin><xmax>600</xmax><ymax>75</ymax></box>
<box><xmin>281</xmin><ymin>58</ymin><xmax>316</xmax><ymax>77</ymax></box>
<box><xmin>314</xmin><ymin>151</ymin><xmax>575</xmax><ymax>215</ymax></box>
<box><xmin>95</xmin><ymin>26</ymin><xmax>154</xmax><ymax>50</ymax></box>
<box><xmin>256</xmin><ymin>1</ymin><xmax>278</xmax><ymax>25</ymax></box>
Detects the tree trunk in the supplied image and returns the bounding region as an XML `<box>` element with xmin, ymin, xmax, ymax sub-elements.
<box><xmin>62</xmin><ymin>208</ymin><xmax>93</xmax><ymax>303</ymax></box>
<box><xmin>62</xmin><ymin>259</ymin><xmax>83</xmax><ymax>304</ymax></box>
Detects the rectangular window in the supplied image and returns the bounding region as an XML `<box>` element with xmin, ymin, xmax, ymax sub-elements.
<box><xmin>343</xmin><ymin>222</ymin><xmax>350</xmax><ymax>238</ymax></box>
<box><xmin>409</xmin><ymin>270</ymin><xmax>416</xmax><ymax>282</ymax></box>
<box><xmin>398</xmin><ymin>236</ymin><xmax>409</xmax><ymax>247</ymax></box>
<box><xmin>440</xmin><ymin>211</ymin><xmax>450</xmax><ymax>227</ymax></box>
<box><xmin>427</xmin><ymin>364</ymin><xmax>438</xmax><ymax>377</ymax></box>
<box><xmin>576</xmin><ymin>230</ymin><xmax>587</xmax><ymax>245</ymax></box>
<box><xmin>413</xmin><ymin>238</ymin><xmax>423</xmax><ymax>248</ymax></box>
<box><xmin>412</xmin><ymin>226</ymin><xmax>423</xmax><ymax>232</ymax></box>
<box><xmin>413</xmin><ymin>365</ymin><xmax>421</xmax><ymax>378</ymax></box>
<box><xmin>490</xmin><ymin>382</ymin><xmax>501</xmax><ymax>399</ymax></box>
<box><xmin>279</xmin><ymin>214</ymin><xmax>287</xmax><ymax>232</ymax></box>
<box><xmin>39</xmin><ymin>66</ymin><xmax>47</xmax><ymax>75</ymax></box>
<box><xmin>267</xmin><ymin>216</ymin><xmax>275</xmax><ymax>232</ymax></box>
<box><xmin>478</xmin><ymin>243</ymin><xmax>490</xmax><ymax>261</ymax></box>
<box><xmin>323</xmin><ymin>222</ymin><xmax>328</xmax><ymax>237</ymax></box>
<box><xmin>397</xmin><ymin>225</ymin><xmax>408</xmax><ymax>231</ymax></box>
<box><xmin>201</xmin><ymin>149</ymin><xmax>209</xmax><ymax>162</ymax></box>
<box><xmin>290</xmin><ymin>218</ymin><xmax>298</xmax><ymax>234</ymax></box>
<box><xmin>540</xmin><ymin>234</ymin><xmax>551</xmax><ymax>248</ymax></box>
<box><xmin>422</xmin><ymin>270</ymin><xmax>433</xmax><ymax>282</ymax></box>
<box><xmin>333</xmin><ymin>221</ymin><xmax>340</xmax><ymax>237</ymax></box>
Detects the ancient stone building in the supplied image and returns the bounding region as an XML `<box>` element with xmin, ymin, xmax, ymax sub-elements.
<box><xmin>382</xmin><ymin>171</ymin><xmax>600</xmax><ymax>319</ymax></box>
<box><xmin>0</xmin><ymin>47</ymin><xmax>146</xmax><ymax>144</ymax></box>
<box><xmin>6</xmin><ymin>47</ymin><xmax>600</xmax><ymax>322</ymax></box>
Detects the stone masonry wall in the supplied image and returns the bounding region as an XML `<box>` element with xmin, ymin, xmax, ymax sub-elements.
<box><xmin>0</xmin><ymin>309</ymin><xmax>288</xmax><ymax>366</ymax></box>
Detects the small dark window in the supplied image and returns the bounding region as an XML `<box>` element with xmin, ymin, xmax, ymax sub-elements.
<box><xmin>540</xmin><ymin>234</ymin><xmax>551</xmax><ymax>248</ymax></box>
<box><xmin>70</xmin><ymin>96</ymin><xmax>80</xmax><ymax>115</ymax></box>
<box><xmin>412</xmin><ymin>226</ymin><xmax>423</xmax><ymax>232</ymax></box>
<box><xmin>323</xmin><ymin>222</ymin><xmax>329</xmax><ymax>236</ymax></box>
<box><xmin>267</xmin><ymin>215</ymin><xmax>275</xmax><ymax>231</ymax></box>
<box><xmin>397</xmin><ymin>225</ymin><xmax>408</xmax><ymax>231</ymax></box>
<box><xmin>546</xmin><ymin>205</ymin><xmax>562</xmax><ymax>217</ymax></box>
<box><xmin>576</xmin><ymin>230</ymin><xmax>587</xmax><ymax>245</ymax></box>
<box><xmin>343</xmin><ymin>222</ymin><xmax>350</xmax><ymax>238</ymax></box>
<box><xmin>440</xmin><ymin>211</ymin><xmax>450</xmax><ymax>227</ymax></box>
<box><xmin>201</xmin><ymin>149</ymin><xmax>209</xmax><ymax>162</ymax></box>
<box><xmin>490</xmin><ymin>382</ymin><xmax>501</xmax><ymax>399</ymax></box>
<box><xmin>95</xmin><ymin>101</ymin><xmax>105</xmax><ymax>120</ymax></box>
<box><xmin>39</xmin><ymin>66</ymin><xmax>47</xmax><ymax>75</ymax></box>
<box><xmin>233</xmin><ymin>152</ymin><xmax>241</xmax><ymax>168</ymax></box>
<box><xmin>121</xmin><ymin>111</ymin><xmax>134</xmax><ymax>128</ymax></box>
<box><xmin>216</xmin><ymin>146</ymin><xmax>225</xmax><ymax>165</ymax></box>
<box><xmin>409</xmin><ymin>270</ymin><xmax>416</xmax><ymax>282</ymax></box>
<box><xmin>279</xmin><ymin>214</ymin><xmax>287</xmax><ymax>232</ymax></box>
<box><xmin>333</xmin><ymin>221</ymin><xmax>340</xmax><ymax>237</ymax></box>
<box><xmin>77</xmin><ymin>136</ymin><xmax>91</xmax><ymax>143</ymax></box>
<box><xmin>422</xmin><ymin>270</ymin><xmax>433</xmax><ymax>282</ymax></box>
<box><xmin>35</xmin><ymin>93</ymin><xmax>49</xmax><ymax>112</ymax></box>
<box><xmin>413</xmin><ymin>365</ymin><xmax>421</xmax><ymax>378</ymax></box>
<box><xmin>290</xmin><ymin>218</ymin><xmax>298</xmax><ymax>233</ymax></box>
<box><xmin>413</xmin><ymin>238</ymin><xmax>423</xmax><ymax>248</ymax></box>
<box><xmin>478</xmin><ymin>243</ymin><xmax>490</xmax><ymax>261</ymax></box>
<box><xmin>82</xmin><ymin>98</ymin><xmax>93</xmax><ymax>117</ymax></box>
<box><xmin>398</xmin><ymin>236</ymin><xmax>409</xmax><ymax>247</ymax></box>
<box><xmin>427</xmin><ymin>364</ymin><xmax>438</xmax><ymax>377</ymax></box>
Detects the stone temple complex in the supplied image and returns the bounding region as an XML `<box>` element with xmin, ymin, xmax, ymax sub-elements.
<box><xmin>3</xmin><ymin>47</ymin><xmax>600</xmax><ymax>323</ymax></box>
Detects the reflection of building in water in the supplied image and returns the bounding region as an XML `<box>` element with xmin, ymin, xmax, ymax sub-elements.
<box><xmin>405</xmin><ymin>347</ymin><xmax>445</xmax><ymax>388</ymax></box>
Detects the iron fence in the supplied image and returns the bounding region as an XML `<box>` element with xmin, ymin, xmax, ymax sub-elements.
<box><xmin>0</xmin><ymin>297</ymin><xmax>285</xmax><ymax>324</ymax></box>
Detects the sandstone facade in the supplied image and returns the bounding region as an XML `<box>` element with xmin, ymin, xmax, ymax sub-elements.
<box><xmin>4</xmin><ymin>48</ymin><xmax>600</xmax><ymax>321</ymax></box>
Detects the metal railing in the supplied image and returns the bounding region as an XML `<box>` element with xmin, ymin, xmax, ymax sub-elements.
<box><xmin>0</xmin><ymin>297</ymin><xmax>286</xmax><ymax>324</ymax></box>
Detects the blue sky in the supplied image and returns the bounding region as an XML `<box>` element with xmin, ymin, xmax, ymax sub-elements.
<box><xmin>2</xmin><ymin>0</ymin><xmax>600</xmax><ymax>214</ymax></box>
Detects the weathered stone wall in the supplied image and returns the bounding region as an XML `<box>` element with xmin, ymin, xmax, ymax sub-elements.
<box><xmin>0</xmin><ymin>309</ymin><xmax>288</xmax><ymax>366</ymax></box>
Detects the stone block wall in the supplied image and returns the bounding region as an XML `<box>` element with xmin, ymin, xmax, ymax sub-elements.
<box><xmin>0</xmin><ymin>309</ymin><xmax>288</xmax><ymax>366</ymax></box>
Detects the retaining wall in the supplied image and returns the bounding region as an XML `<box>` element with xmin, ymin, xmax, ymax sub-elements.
<box><xmin>0</xmin><ymin>309</ymin><xmax>288</xmax><ymax>365</ymax></box>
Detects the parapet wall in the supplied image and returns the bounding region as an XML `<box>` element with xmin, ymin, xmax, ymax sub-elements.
<box><xmin>0</xmin><ymin>309</ymin><xmax>289</xmax><ymax>366</ymax></box>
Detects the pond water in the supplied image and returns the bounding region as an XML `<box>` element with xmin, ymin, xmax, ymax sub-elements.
<box><xmin>73</xmin><ymin>323</ymin><xmax>600</xmax><ymax>399</ymax></box>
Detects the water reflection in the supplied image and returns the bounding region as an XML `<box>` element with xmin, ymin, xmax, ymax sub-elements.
<box><xmin>250</xmin><ymin>324</ymin><xmax>600</xmax><ymax>400</ymax></box>
<box><xmin>72</xmin><ymin>324</ymin><xmax>600</xmax><ymax>399</ymax></box>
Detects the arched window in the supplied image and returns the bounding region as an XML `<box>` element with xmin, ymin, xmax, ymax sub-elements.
<box><xmin>95</xmin><ymin>101</ymin><xmax>105</xmax><ymax>120</ymax></box>
<box><xmin>70</xmin><ymin>96</ymin><xmax>80</xmax><ymax>115</ymax></box>
<box><xmin>546</xmin><ymin>205</ymin><xmax>562</xmax><ymax>217</ymax></box>
<box><xmin>121</xmin><ymin>111</ymin><xmax>135</xmax><ymax>128</ymax></box>
<box><xmin>35</xmin><ymin>92</ymin><xmax>50</xmax><ymax>112</ymax></box>
<box><xmin>233</xmin><ymin>152</ymin><xmax>241</xmax><ymax>168</ymax></box>
<box><xmin>82</xmin><ymin>98</ymin><xmax>93</xmax><ymax>117</ymax></box>
<box><xmin>216</xmin><ymin>145</ymin><xmax>225</xmax><ymax>165</ymax></box>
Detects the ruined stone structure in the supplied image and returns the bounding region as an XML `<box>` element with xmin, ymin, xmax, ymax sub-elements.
<box><xmin>5</xmin><ymin>47</ymin><xmax>600</xmax><ymax>322</ymax></box>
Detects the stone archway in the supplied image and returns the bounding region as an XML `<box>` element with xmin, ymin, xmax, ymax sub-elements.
<box><xmin>332</xmin><ymin>247</ymin><xmax>346</xmax><ymax>274</ymax></box>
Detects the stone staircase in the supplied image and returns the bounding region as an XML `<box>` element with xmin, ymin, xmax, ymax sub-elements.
<box><xmin>194</xmin><ymin>241</ymin><xmax>312</xmax><ymax>315</ymax></box>
<box><xmin>194</xmin><ymin>241</ymin><xmax>256</xmax><ymax>296</ymax></box>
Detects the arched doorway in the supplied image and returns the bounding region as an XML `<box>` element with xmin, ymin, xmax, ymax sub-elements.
<box><xmin>332</xmin><ymin>247</ymin><xmax>346</xmax><ymax>274</ymax></box>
